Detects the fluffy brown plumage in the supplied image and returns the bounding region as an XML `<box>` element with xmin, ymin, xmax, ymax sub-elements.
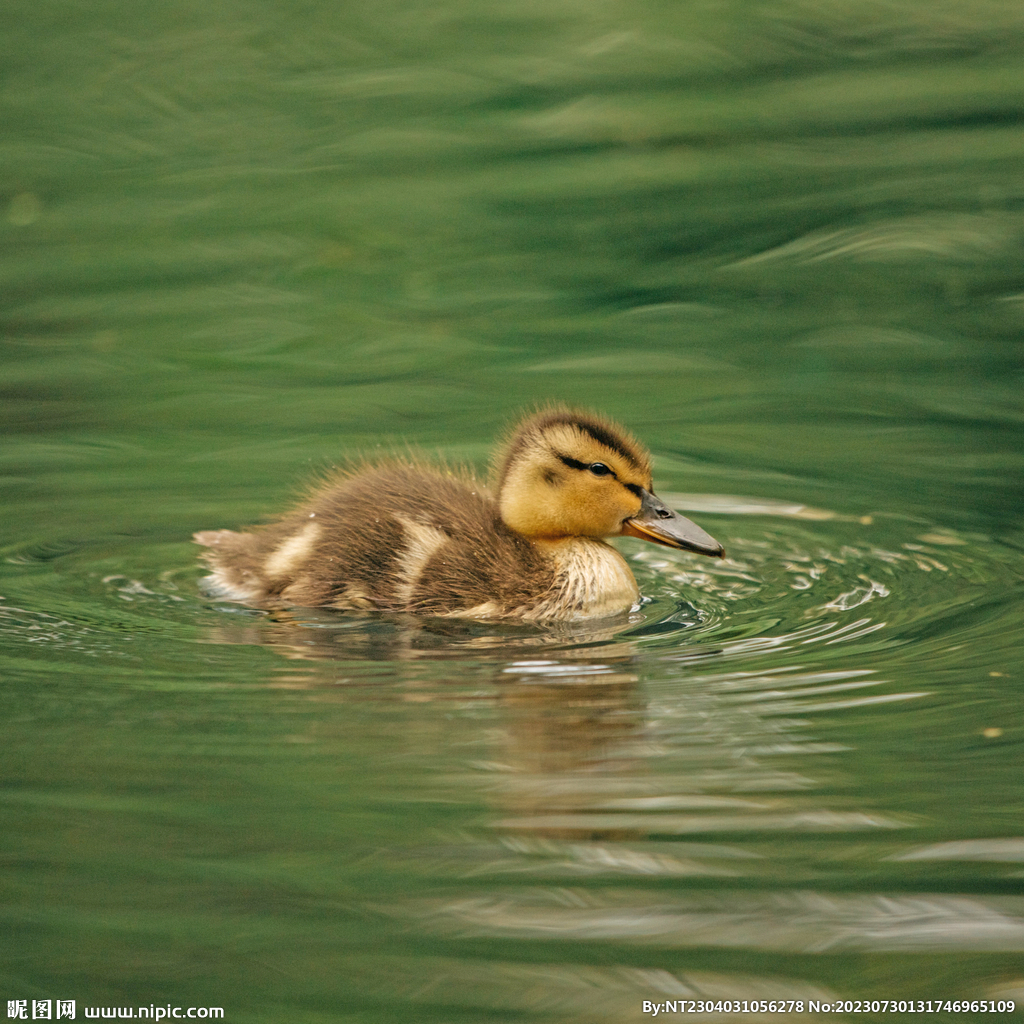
<box><xmin>194</xmin><ymin>408</ymin><xmax>723</xmax><ymax>621</ymax></box>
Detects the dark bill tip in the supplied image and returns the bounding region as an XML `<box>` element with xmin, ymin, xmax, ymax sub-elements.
<box><xmin>621</xmin><ymin>490</ymin><xmax>725</xmax><ymax>558</ymax></box>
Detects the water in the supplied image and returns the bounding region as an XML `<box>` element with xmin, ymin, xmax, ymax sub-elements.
<box><xmin>3</xmin><ymin>1</ymin><xmax>1024</xmax><ymax>1021</ymax></box>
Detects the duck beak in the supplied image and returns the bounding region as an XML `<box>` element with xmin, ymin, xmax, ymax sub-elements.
<box><xmin>621</xmin><ymin>489</ymin><xmax>725</xmax><ymax>558</ymax></box>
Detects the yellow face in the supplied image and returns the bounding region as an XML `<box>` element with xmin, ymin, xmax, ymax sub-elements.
<box><xmin>498</xmin><ymin>420</ymin><xmax>650</xmax><ymax>539</ymax></box>
<box><xmin>496</xmin><ymin>410</ymin><xmax>724</xmax><ymax>557</ymax></box>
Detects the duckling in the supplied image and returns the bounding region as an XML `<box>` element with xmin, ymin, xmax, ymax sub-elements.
<box><xmin>194</xmin><ymin>408</ymin><xmax>723</xmax><ymax>621</ymax></box>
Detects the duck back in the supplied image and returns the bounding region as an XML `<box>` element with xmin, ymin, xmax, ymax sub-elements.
<box><xmin>196</xmin><ymin>465</ymin><xmax>558</xmax><ymax>616</ymax></box>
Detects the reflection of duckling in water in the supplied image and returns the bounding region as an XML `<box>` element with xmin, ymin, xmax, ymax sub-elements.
<box><xmin>195</xmin><ymin>408</ymin><xmax>723</xmax><ymax>621</ymax></box>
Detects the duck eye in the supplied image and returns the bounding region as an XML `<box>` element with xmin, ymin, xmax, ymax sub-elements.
<box><xmin>589</xmin><ymin>462</ymin><xmax>611</xmax><ymax>476</ymax></box>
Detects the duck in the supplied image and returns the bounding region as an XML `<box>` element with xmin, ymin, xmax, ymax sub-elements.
<box><xmin>194</xmin><ymin>408</ymin><xmax>724</xmax><ymax>621</ymax></box>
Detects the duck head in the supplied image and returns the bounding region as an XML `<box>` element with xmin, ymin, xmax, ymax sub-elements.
<box><xmin>495</xmin><ymin>409</ymin><xmax>724</xmax><ymax>558</ymax></box>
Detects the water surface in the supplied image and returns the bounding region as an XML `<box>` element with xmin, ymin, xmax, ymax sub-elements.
<box><xmin>3</xmin><ymin>1</ymin><xmax>1024</xmax><ymax>1021</ymax></box>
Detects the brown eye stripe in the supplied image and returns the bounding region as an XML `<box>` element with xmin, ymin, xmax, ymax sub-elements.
<box><xmin>555</xmin><ymin>452</ymin><xmax>617</xmax><ymax>477</ymax></box>
<box><xmin>554</xmin><ymin>453</ymin><xmax>640</xmax><ymax>495</ymax></box>
<box><xmin>554</xmin><ymin>452</ymin><xmax>588</xmax><ymax>472</ymax></box>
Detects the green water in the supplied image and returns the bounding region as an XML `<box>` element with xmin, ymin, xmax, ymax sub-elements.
<box><xmin>3</xmin><ymin>1</ymin><xmax>1024</xmax><ymax>1021</ymax></box>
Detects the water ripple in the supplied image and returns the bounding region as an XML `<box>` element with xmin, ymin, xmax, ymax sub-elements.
<box><xmin>407</xmin><ymin>889</ymin><xmax>1024</xmax><ymax>952</ymax></box>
